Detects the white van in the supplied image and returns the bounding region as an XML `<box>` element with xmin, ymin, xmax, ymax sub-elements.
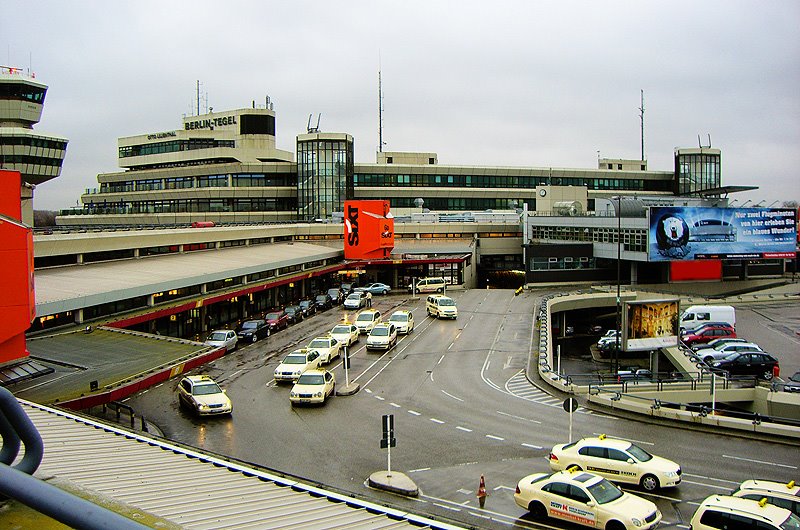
<box><xmin>408</xmin><ymin>277</ymin><xmax>447</xmax><ymax>294</ymax></box>
<box><xmin>680</xmin><ymin>305</ymin><xmax>735</xmax><ymax>330</ymax></box>
<box><xmin>426</xmin><ymin>295</ymin><xmax>458</xmax><ymax>319</ymax></box>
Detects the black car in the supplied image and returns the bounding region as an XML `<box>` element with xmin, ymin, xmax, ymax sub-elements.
<box><xmin>298</xmin><ymin>299</ymin><xmax>316</xmax><ymax>317</ymax></box>
<box><xmin>236</xmin><ymin>319</ymin><xmax>270</xmax><ymax>343</ymax></box>
<box><xmin>340</xmin><ymin>282</ymin><xmax>357</xmax><ymax>295</ymax></box>
<box><xmin>284</xmin><ymin>305</ymin><xmax>303</xmax><ymax>324</ymax></box>
<box><xmin>710</xmin><ymin>351</ymin><xmax>779</xmax><ymax>380</ymax></box>
<box><xmin>315</xmin><ymin>293</ymin><xmax>333</xmax><ymax>310</ymax></box>
<box><xmin>327</xmin><ymin>288</ymin><xmax>344</xmax><ymax>305</ymax></box>
<box><xmin>782</xmin><ymin>371</ymin><xmax>800</xmax><ymax>392</ymax></box>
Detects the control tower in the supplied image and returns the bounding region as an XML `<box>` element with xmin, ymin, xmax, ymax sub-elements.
<box><xmin>0</xmin><ymin>66</ymin><xmax>68</xmax><ymax>225</ymax></box>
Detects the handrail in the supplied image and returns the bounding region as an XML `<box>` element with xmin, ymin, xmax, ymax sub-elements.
<box><xmin>0</xmin><ymin>387</ymin><xmax>42</xmax><ymax>474</ymax></box>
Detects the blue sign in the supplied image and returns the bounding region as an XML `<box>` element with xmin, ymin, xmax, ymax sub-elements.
<box><xmin>649</xmin><ymin>207</ymin><xmax>796</xmax><ymax>261</ymax></box>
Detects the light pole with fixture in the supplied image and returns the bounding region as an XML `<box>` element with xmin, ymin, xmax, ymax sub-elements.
<box><xmin>614</xmin><ymin>196</ymin><xmax>621</xmax><ymax>376</ymax></box>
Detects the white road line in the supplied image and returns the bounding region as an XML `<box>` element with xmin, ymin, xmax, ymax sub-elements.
<box><xmin>408</xmin><ymin>410</ymin><xmax>421</xmax><ymax>416</ymax></box>
<box><xmin>457</xmin><ymin>488</ymin><xmax>472</xmax><ymax>495</ymax></box>
<box><xmin>486</xmin><ymin>434</ymin><xmax>504</xmax><ymax>441</ymax></box>
<box><xmin>447</xmin><ymin>342</ymin><xmax>454</xmax><ymax>350</ymax></box>
<box><xmin>522</xmin><ymin>443</ymin><xmax>543</xmax><ymax>449</ymax></box>
<box><xmin>389</xmin><ymin>402</ymin><xmax>401</xmax><ymax>408</ymax></box>
<box><xmin>437</xmin><ymin>355</ymin><xmax>445</xmax><ymax>365</ymax></box>
<box><xmin>494</xmin><ymin>485</ymin><xmax>515</xmax><ymax>492</ymax></box>
<box><xmin>409</xmin><ymin>467</ymin><xmax>430</xmax><ymax>473</ymax></box>
<box><xmin>229</xmin><ymin>369</ymin><xmax>242</xmax><ymax>378</ymax></box>
<box><xmin>723</xmin><ymin>454</ymin><xmax>797</xmax><ymax>469</ymax></box>
<box><xmin>456</xmin><ymin>426</ymin><xmax>472</xmax><ymax>432</ymax></box>
<box><xmin>441</xmin><ymin>390</ymin><xmax>464</xmax><ymax>402</ymax></box>
<box><xmin>682</xmin><ymin>473</ymin><xmax>740</xmax><ymax>485</ymax></box>
<box><xmin>496</xmin><ymin>410</ymin><xmax>542</xmax><ymax>424</ymax></box>
<box><xmin>431</xmin><ymin>418</ymin><xmax>445</xmax><ymax>424</ymax></box>
<box><xmin>681</xmin><ymin>479</ymin><xmax>734</xmax><ymax>489</ymax></box>
<box><xmin>365</xmin><ymin>388</ymin><xmax>373</xmax><ymax>394</ymax></box>
<box><xmin>375</xmin><ymin>395</ymin><xmax>385</xmax><ymax>401</ymax></box>
<box><xmin>433</xmin><ymin>503</ymin><xmax>461</xmax><ymax>512</ymax></box>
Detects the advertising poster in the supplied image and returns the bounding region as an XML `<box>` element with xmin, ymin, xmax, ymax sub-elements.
<box><xmin>343</xmin><ymin>200</ymin><xmax>394</xmax><ymax>259</ymax></box>
<box><xmin>648</xmin><ymin>207</ymin><xmax>796</xmax><ymax>261</ymax></box>
<box><xmin>624</xmin><ymin>299</ymin><xmax>679</xmax><ymax>351</ymax></box>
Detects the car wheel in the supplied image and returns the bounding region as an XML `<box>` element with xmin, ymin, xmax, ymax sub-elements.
<box><xmin>703</xmin><ymin>356</ymin><xmax>714</xmax><ymax>363</ymax></box>
<box><xmin>763</xmin><ymin>370</ymin><xmax>774</xmax><ymax>381</ymax></box>
<box><xmin>641</xmin><ymin>474</ymin><xmax>659</xmax><ymax>492</ymax></box>
<box><xmin>606</xmin><ymin>521</ymin><xmax>626</xmax><ymax>530</ymax></box>
<box><xmin>382</xmin><ymin>289</ymin><xmax>388</xmax><ymax>295</ymax></box>
<box><xmin>528</xmin><ymin>501</ymin><xmax>547</xmax><ymax>520</ymax></box>
<box><xmin>252</xmin><ymin>335</ymin><xmax>258</xmax><ymax>343</ymax></box>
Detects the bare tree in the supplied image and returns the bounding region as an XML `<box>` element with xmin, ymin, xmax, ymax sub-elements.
<box><xmin>33</xmin><ymin>210</ymin><xmax>57</xmax><ymax>227</ymax></box>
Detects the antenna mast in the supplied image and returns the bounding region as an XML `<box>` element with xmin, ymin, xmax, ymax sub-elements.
<box><xmin>639</xmin><ymin>89</ymin><xmax>645</xmax><ymax>162</ymax></box>
<box><xmin>378</xmin><ymin>67</ymin><xmax>384</xmax><ymax>153</ymax></box>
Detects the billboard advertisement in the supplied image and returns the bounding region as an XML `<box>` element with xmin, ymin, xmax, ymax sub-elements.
<box><xmin>623</xmin><ymin>299</ymin><xmax>680</xmax><ymax>351</ymax></box>
<box><xmin>649</xmin><ymin>207</ymin><xmax>797</xmax><ymax>261</ymax></box>
<box><xmin>343</xmin><ymin>200</ymin><xmax>395</xmax><ymax>260</ymax></box>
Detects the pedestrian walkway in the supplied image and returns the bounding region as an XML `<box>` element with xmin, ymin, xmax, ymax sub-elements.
<box><xmin>505</xmin><ymin>372</ymin><xmax>601</xmax><ymax>415</ymax></box>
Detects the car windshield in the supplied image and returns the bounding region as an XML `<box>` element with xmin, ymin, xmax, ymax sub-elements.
<box><xmin>308</xmin><ymin>339</ymin><xmax>329</xmax><ymax>348</ymax></box>
<box><xmin>371</xmin><ymin>327</ymin><xmax>389</xmax><ymax>336</ymax></box>
<box><xmin>316</xmin><ymin>295</ymin><xmax>327</xmax><ymax>301</ymax></box>
<box><xmin>208</xmin><ymin>332</ymin><xmax>228</xmax><ymax>341</ymax></box>
<box><xmin>327</xmin><ymin>289</ymin><xmax>339</xmax><ymax>296</ymax></box>
<box><xmin>356</xmin><ymin>313</ymin><xmax>375</xmax><ymax>322</ymax></box>
<box><xmin>265</xmin><ymin>312</ymin><xmax>281</xmax><ymax>320</ymax></box>
<box><xmin>721</xmin><ymin>352</ymin><xmax>741</xmax><ymax>361</ymax></box>
<box><xmin>342</xmin><ymin>283</ymin><xmax>353</xmax><ymax>290</ymax></box>
<box><xmin>390</xmin><ymin>314</ymin><xmax>408</xmax><ymax>322</ymax></box>
<box><xmin>626</xmin><ymin>443</ymin><xmax>653</xmax><ymax>462</ymax></box>
<box><xmin>586</xmin><ymin>479</ymin><xmax>624</xmax><ymax>504</ymax></box>
<box><xmin>299</xmin><ymin>301</ymin><xmax>310</xmax><ymax>308</ymax></box>
<box><xmin>790</xmin><ymin>372</ymin><xmax>800</xmax><ymax>383</ymax></box>
<box><xmin>283</xmin><ymin>355</ymin><xmax>306</xmax><ymax>365</ymax></box>
<box><xmin>192</xmin><ymin>383</ymin><xmax>222</xmax><ymax>395</ymax></box>
<box><xmin>241</xmin><ymin>321</ymin><xmax>259</xmax><ymax>329</ymax></box>
<box><xmin>438</xmin><ymin>298</ymin><xmax>455</xmax><ymax>306</ymax></box>
<box><xmin>332</xmin><ymin>325</ymin><xmax>351</xmax><ymax>334</ymax></box>
<box><xmin>347</xmin><ymin>294</ymin><xmax>361</xmax><ymax>300</ymax></box>
<box><xmin>780</xmin><ymin>513</ymin><xmax>800</xmax><ymax>530</ymax></box>
<box><xmin>296</xmin><ymin>374</ymin><xmax>324</xmax><ymax>385</ymax></box>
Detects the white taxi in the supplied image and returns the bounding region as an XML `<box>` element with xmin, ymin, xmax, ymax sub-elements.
<box><xmin>731</xmin><ymin>480</ymin><xmax>800</xmax><ymax>517</ymax></box>
<box><xmin>366</xmin><ymin>323</ymin><xmax>398</xmax><ymax>351</ymax></box>
<box><xmin>330</xmin><ymin>323</ymin><xmax>360</xmax><ymax>347</ymax></box>
<box><xmin>306</xmin><ymin>335</ymin><xmax>341</xmax><ymax>364</ymax></box>
<box><xmin>388</xmin><ymin>310</ymin><xmax>414</xmax><ymax>334</ymax></box>
<box><xmin>289</xmin><ymin>369</ymin><xmax>336</xmax><ymax>405</ymax></box>
<box><xmin>548</xmin><ymin>434</ymin><xmax>681</xmax><ymax>491</ymax></box>
<box><xmin>514</xmin><ymin>468</ymin><xmax>661</xmax><ymax>530</ymax></box>
<box><xmin>354</xmin><ymin>309</ymin><xmax>381</xmax><ymax>334</ymax></box>
<box><xmin>177</xmin><ymin>375</ymin><xmax>233</xmax><ymax>416</ymax></box>
<box><xmin>273</xmin><ymin>348</ymin><xmax>321</xmax><ymax>382</ymax></box>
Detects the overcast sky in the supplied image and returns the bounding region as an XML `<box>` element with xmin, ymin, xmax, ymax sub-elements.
<box><xmin>3</xmin><ymin>1</ymin><xmax>799</xmax><ymax>211</ymax></box>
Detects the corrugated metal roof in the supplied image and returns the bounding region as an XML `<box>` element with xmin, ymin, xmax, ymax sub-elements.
<box><xmin>19</xmin><ymin>400</ymin><xmax>464</xmax><ymax>530</ymax></box>
<box><xmin>35</xmin><ymin>241</ymin><xmax>342</xmax><ymax>315</ymax></box>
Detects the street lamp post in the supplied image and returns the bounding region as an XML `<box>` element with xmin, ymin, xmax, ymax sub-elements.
<box><xmin>614</xmin><ymin>196</ymin><xmax>621</xmax><ymax>376</ymax></box>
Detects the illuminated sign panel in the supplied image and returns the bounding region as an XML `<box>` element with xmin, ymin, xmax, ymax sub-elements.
<box><xmin>623</xmin><ymin>299</ymin><xmax>680</xmax><ymax>351</ymax></box>
<box><xmin>649</xmin><ymin>207</ymin><xmax>796</xmax><ymax>261</ymax></box>
<box><xmin>344</xmin><ymin>200</ymin><xmax>394</xmax><ymax>259</ymax></box>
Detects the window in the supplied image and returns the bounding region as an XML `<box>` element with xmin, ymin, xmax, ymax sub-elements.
<box><xmin>429</xmin><ymin>158</ymin><xmax>435</xmax><ymax>164</ymax></box>
<box><xmin>542</xmin><ymin>482</ymin><xmax>571</xmax><ymax>498</ymax></box>
<box><xmin>579</xmin><ymin>446</ymin><xmax>606</xmax><ymax>458</ymax></box>
<box><xmin>387</xmin><ymin>157</ymin><xmax>393</xmax><ymax>163</ymax></box>
<box><xmin>618</xmin><ymin>164</ymin><xmax>623</xmax><ymax>170</ymax></box>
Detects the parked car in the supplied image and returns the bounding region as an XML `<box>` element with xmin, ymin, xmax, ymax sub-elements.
<box><xmin>343</xmin><ymin>291</ymin><xmax>370</xmax><ymax>310</ymax></box>
<box><xmin>696</xmin><ymin>342</ymin><xmax>763</xmax><ymax>364</ymax></box>
<box><xmin>298</xmin><ymin>299</ymin><xmax>316</xmax><ymax>318</ymax></box>
<box><xmin>681</xmin><ymin>325</ymin><xmax>736</xmax><ymax>347</ymax></box>
<box><xmin>388</xmin><ymin>310</ymin><xmax>414</xmax><ymax>334</ymax></box>
<box><xmin>177</xmin><ymin>375</ymin><xmax>232</xmax><ymax>416</ymax></box>
<box><xmin>682</xmin><ymin>321</ymin><xmax>737</xmax><ymax>335</ymax></box>
<box><xmin>273</xmin><ymin>348</ymin><xmax>322</xmax><ymax>382</ymax></box>
<box><xmin>356</xmin><ymin>283</ymin><xmax>391</xmax><ymax>295</ymax></box>
<box><xmin>264</xmin><ymin>310</ymin><xmax>290</xmax><ymax>332</ymax></box>
<box><xmin>326</xmin><ymin>288</ymin><xmax>344</xmax><ymax>305</ymax></box>
<box><xmin>690</xmin><ymin>495</ymin><xmax>798</xmax><ymax>530</ymax></box>
<box><xmin>691</xmin><ymin>337</ymin><xmax>747</xmax><ymax>352</ymax></box>
<box><xmin>306</xmin><ymin>335</ymin><xmax>341</xmax><ymax>364</ymax></box>
<box><xmin>731</xmin><ymin>479</ymin><xmax>800</xmax><ymax>517</ymax></box>
<box><xmin>315</xmin><ymin>293</ymin><xmax>333</xmax><ymax>311</ymax></box>
<box><xmin>597</xmin><ymin>330</ymin><xmax>620</xmax><ymax>347</ymax></box>
<box><xmin>340</xmin><ymin>282</ymin><xmax>357</xmax><ymax>295</ymax></box>
<box><xmin>204</xmin><ymin>329</ymin><xmax>237</xmax><ymax>351</ymax></box>
<box><xmin>514</xmin><ymin>468</ymin><xmax>662</xmax><ymax>529</ymax></box>
<box><xmin>709</xmin><ymin>351</ymin><xmax>779</xmax><ymax>380</ymax></box>
<box><xmin>354</xmin><ymin>309</ymin><xmax>381</xmax><ymax>334</ymax></box>
<box><xmin>284</xmin><ymin>305</ymin><xmax>304</xmax><ymax>324</ymax></box>
<box><xmin>616</xmin><ymin>368</ymin><xmax>653</xmax><ymax>382</ymax></box>
<box><xmin>783</xmin><ymin>371</ymin><xmax>800</xmax><ymax>393</ymax></box>
<box><xmin>236</xmin><ymin>319</ymin><xmax>270</xmax><ymax>343</ymax></box>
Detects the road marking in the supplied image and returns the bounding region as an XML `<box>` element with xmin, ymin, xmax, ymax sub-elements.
<box><xmin>430</xmin><ymin>418</ymin><xmax>445</xmax><ymax>424</ymax></box>
<box><xmin>522</xmin><ymin>443</ymin><xmax>543</xmax><ymax>449</ymax></box>
<box><xmin>437</xmin><ymin>355</ymin><xmax>445</xmax><ymax>365</ymax></box>
<box><xmin>447</xmin><ymin>342</ymin><xmax>454</xmax><ymax>350</ymax></box>
<box><xmin>365</xmin><ymin>388</ymin><xmax>373</xmax><ymax>394</ymax></box>
<box><xmin>456</xmin><ymin>426</ymin><xmax>472</xmax><ymax>432</ymax></box>
<box><xmin>494</xmin><ymin>485</ymin><xmax>515</xmax><ymax>491</ymax></box>
<box><xmin>496</xmin><ymin>410</ymin><xmax>542</xmax><ymax>424</ymax></box>
<box><xmin>683</xmin><ymin>473</ymin><xmax>740</xmax><ymax>485</ymax></box>
<box><xmin>389</xmin><ymin>402</ymin><xmax>401</xmax><ymax>408</ymax></box>
<box><xmin>723</xmin><ymin>454</ymin><xmax>797</xmax><ymax>469</ymax></box>
<box><xmin>591</xmin><ymin>432</ymin><xmax>654</xmax><ymax>445</ymax></box>
<box><xmin>486</xmin><ymin>434</ymin><xmax>504</xmax><ymax>441</ymax></box>
<box><xmin>681</xmin><ymin>479</ymin><xmax>735</xmax><ymax>490</ymax></box>
<box><xmin>457</xmin><ymin>488</ymin><xmax>472</xmax><ymax>495</ymax></box>
<box><xmin>375</xmin><ymin>395</ymin><xmax>385</xmax><ymax>401</ymax></box>
<box><xmin>441</xmin><ymin>390</ymin><xmax>464</xmax><ymax>402</ymax></box>
<box><xmin>408</xmin><ymin>410</ymin><xmax>421</xmax><ymax>416</ymax></box>
<box><xmin>432</xmin><ymin>503</ymin><xmax>460</xmax><ymax>512</ymax></box>
<box><xmin>409</xmin><ymin>467</ymin><xmax>430</xmax><ymax>473</ymax></box>
<box><xmin>229</xmin><ymin>369</ymin><xmax>242</xmax><ymax>378</ymax></box>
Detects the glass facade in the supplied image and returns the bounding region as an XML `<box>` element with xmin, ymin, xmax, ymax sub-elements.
<box><xmin>675</xmin><ymin>149</ymin><xmax>721</xmax><ymax>195</ymax></box>
<box><xmin>297</xmin><ymin>135</ymin><xmax>353</xmax><ymax>220</ymax></box>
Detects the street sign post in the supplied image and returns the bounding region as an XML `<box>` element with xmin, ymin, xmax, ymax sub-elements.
<box><xmin>381</xmin><ymin>414</ymin><xmax>396</xmax><ymax>473</ymax></box>
<box><xmin>563</xmin><ymin>398</ymin><xmax>579</xmax><ymax>443</ymax></box>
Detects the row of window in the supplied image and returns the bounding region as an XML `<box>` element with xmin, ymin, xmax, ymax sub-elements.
<box><xmin>0</xmin><ymin>154</ymin><xmax>65</xmax><ymax>167</ymax></box>
<box><xmin>354</xmin><ymin>173</ymin><xmax>663</xmax><ymax>191</ymax></box>
<box><xmin>119</xmin><ymin>139</ymin><xmax>235</xmax><ymax>158</ymax></box>
<box><xmin>0</xmin><ymin>136</ymin><xmax>67</xmax><ymax>150</ymax></box>
<box><xmin>100</xmin><ymin>173</ymin><xmax>296</xmax><ymax>193</ymax></box>
<box><xmin>529</xmin><ymin>225</ymin><xmax>647</xmax><ymax>252</ymax></box>
<box><xmin>83</xmin><ymin>198</ymin><xmax>297</xmax><ymax>214</ymax></box>
<box><xmin>0</xmin><ymin>83</ymin><xmax>46</xmax><ymax>103</ymax></box>
<box><xmin>530</xmin><ymin>256</ymin><xmax>597</xmax><ymax>270</ymax></box>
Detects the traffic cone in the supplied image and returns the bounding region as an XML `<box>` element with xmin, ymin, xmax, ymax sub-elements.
<box><xmin>477</xmin><ymin>475</ymin><xmax>487</xmax><ymax>509</ymax></box>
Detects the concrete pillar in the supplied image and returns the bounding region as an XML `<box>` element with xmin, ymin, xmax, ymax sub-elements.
<box><xmin>630</xmin><ymin>261</ymin><xmax>638</xmax><ymax>285</ymax></box>
<box><xmin>134</xmin><ymin>249</ymin><xmax>140</xmax><ymax>258</ymax></box>
<box><xmin>148</xmin><ymin>294</ymin><xmax>156</xmax><ymax>307</ymax></box>
<box><xmin>75</xmin><ymin>309</ymin><xmax>84</xmax><ymax>324</ymax></box>
<box><xmin>77</xmin><ymin>254</ymin><xmax>84</xmax><ymax>265</ymax></box>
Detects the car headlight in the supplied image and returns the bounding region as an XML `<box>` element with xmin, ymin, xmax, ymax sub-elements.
<box><xmin>198</xmin><ymin>404</ymin><xmax>209</xmax><ymax>410</ymax></box>
<box><xmin>665</xmin><ymin>471</ymin><xmax>679</xmax><ymax>478</ymax></box>
<box><xmin>314</xmin><ymin>392</ymin><xmax>322</xmax><ymax>397</ymax></box>
<box><xmin>292</xmin><ymin>370</ymin><xmax>301</xmax><ymax>376</ymax></box>
<box><xmin>290</xmin><ymin>391</ymin><xmax>297</xmax><ymax>397</ymax></box>
<box><xmin>631</xmin><ymin>518</ymin><xmax>643</xmax><ymax>527</ymax></box>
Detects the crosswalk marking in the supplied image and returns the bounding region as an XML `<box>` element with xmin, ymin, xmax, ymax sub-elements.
<box><xmin>504</xmin><ymin>372</ymin><xmax>599</xmax><ymax>415</ymax></box>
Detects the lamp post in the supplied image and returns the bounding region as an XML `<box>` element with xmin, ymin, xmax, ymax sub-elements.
<box><xmin>614</xmin><ymin>196</ymin><xmax>621</xmax><ymax>376</ymax></box>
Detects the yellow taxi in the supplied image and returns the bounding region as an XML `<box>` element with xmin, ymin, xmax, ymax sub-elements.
<box><xmin>289</xmin><ymin>369</ymin><xmax>336</xmax><ymax>405</ymax></box>
<box><xmin>731</xmin><ymin>480</ymin><xmax>799</xmax><ymax>517</ymax></box>
<box><xmin>548</xmin><ymin>434</ymin><xmax>681</xmax><ymax>491</ymax></box>
<box><xmin>514</xmin><ymin>468</ymin><xmax>661</xmax><ymax>530</ymax></box>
